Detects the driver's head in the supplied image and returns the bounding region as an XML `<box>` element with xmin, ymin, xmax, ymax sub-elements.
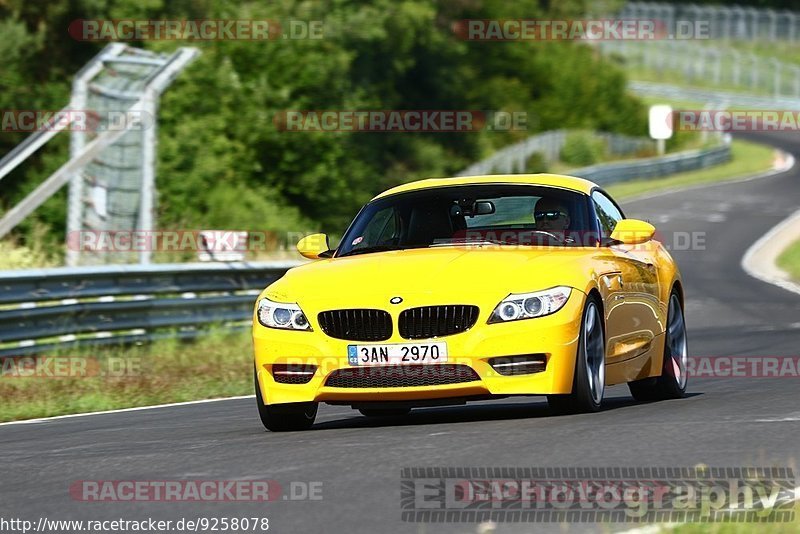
<box><xmin>533</xmin><ymin>198</ymin><xmax>570</xmax><ymax>231</ymax></box>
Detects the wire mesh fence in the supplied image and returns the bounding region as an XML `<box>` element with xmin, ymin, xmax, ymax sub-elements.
<box><xmin>621</xmin><ymin>2</ymin><xmax>800</xmax><ymax>42</ymax></box>
<box><xmin>599</xmin><ymin>40</ymin><xmax>800</xmax><ymax>100</ymax></box>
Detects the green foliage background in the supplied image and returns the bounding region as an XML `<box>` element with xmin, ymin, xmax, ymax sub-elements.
<box><xmin>0</xmin><ymin>0</ymin><xmax>648</xmax><ymax>249</ymax></box>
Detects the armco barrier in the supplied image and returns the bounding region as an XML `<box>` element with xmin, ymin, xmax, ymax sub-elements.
<box><xmin>571</xmin><ymin>143</ymin><xmax>732</xmax><ymax>185</ymax></box>
<box><xmin>0</xmin><ymin>262</ymin><xmax>299</xmax><ymax>358</ymax></box>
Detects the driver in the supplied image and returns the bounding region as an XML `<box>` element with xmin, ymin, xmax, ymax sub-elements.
<box><xmin>533</xmin><ymin>198</ymin><xmax>571</xmax><ymax>235</ymax></box>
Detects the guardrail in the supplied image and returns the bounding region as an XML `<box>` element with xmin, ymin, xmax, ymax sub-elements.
<box><xmin>459</xmin><ymin>128</ymin><xmax>731</xmax><ymax>184</ymax></box>
<box><xmin>0</xmin><ymin>262</ymin><xmax>299</xmax><ymax>358</ymax></box>
<box><xmin>458</xmin><ymin>129</ymin><xmax>655</xmax><ymax>176</ymax></box>
<box><xmin>570</xmin><ymin>142</ymin><xmax>732</xmax><ymax>186</ymax></box>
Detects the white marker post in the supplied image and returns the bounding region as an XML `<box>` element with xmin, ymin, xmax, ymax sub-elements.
<box><xmin>649</xmin><ymin>104</ymin><xmax>673</xmax><ymax>156</ymax></box>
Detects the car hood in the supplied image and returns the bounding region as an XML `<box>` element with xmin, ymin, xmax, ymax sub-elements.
<box><xmin>265</xmin><ymin>246</ymin><xmax>600</xmax><ymax>309</ymax></box>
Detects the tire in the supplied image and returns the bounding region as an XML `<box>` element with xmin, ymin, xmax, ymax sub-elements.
<box><xmin>358</xmin><ymin>408</ymin><xmax>411</xmax><ymax>417</ymax></box>
<box><xmin>547</xmin><ymin>296</ymin><xmax>605</xmax><ymax>414</ymax></box>
<box><xmin>628</xmin><ymin>291</ymin><xmax>688</xmax><ymax>402</ymax></box>
<box><xmin>254</xmin><ymin>369</ymin><xmax>317</xmax><ymax>431</ymax></box>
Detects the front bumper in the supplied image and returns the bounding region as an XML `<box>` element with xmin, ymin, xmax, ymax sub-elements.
<box><xmin>253</xmin><ymin>292</ymin><xmax>585</xmax><ymax>405</ymax></box>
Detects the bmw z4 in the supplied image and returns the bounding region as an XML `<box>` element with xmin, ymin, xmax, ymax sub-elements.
<box><xmin>252</xmin><ymin>174</ymin><xmax>688</xmax><ymax>431</ymax></box>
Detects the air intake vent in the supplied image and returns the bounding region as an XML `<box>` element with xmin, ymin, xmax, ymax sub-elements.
<box><xmin>272</xmin><ymin>364</ymin><xmax>317</xmax><ymax>384</ymax></box>
<box><xmin>317</xmin><ymin>309</ymin><xmax>392</xmax><ymax>341</ymax></box>
<box><xmin>399</xmin><ymin>305</ymin><xmax>479</xmax><ymax>339</ymax></box>
<box><xmin>325</xmin><ymin>364</ymin><xmax>480</xmax><ymax>388</ymax></box>
<box><xmin>488</xmin><ymin>355</ymin><xmax>547</xmax><ymax>376</ymax></box>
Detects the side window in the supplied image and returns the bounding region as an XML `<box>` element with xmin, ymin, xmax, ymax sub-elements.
<box><xmin>592</xmin><ymin>191</ymin><xmax>624</xmax><ymax>241</ymax></box>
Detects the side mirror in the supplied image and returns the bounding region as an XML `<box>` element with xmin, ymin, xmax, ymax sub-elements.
<box><xmin>296</xmin><ymin>233</ymin><xmax>330</xmax><ymax>259</ymax></box>
<box><xmin>610</xmin><ymin>219</ymin><xmax>655</xmax><ymax>245</ymax></box>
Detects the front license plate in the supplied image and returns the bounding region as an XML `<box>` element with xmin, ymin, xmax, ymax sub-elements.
<box><xmin>347</xmin><ymin>342</ymin><xmax>448</xmax><ymax>366</ymax></box>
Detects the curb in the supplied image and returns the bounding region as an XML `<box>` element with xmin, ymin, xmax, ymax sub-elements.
<box><xmin>741</xmin><ymin>205</ymin><xmax>800</xmax><ymax>297</ymax></box>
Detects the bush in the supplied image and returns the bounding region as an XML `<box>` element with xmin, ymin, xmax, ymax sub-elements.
<box><xmin>560</xmin><ymin>132</ymin><xmax>606</xmax><ymax>166</ymax></box>
<box><xmin>525</xmin><ymin>151</ymin><xmax>548</xmax><ymax>173</ymax></box>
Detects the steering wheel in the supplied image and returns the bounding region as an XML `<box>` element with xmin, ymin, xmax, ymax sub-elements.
<box><xmin>527</xmin><ymin>230</ymin><xmax>565</xmax><ymax>244</ymax></box>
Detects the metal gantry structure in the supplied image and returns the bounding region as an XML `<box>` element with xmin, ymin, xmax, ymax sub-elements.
<box><xmin>0</xmin><ymin>44</ymin><xmax>198</xmax><ymax>266</ymax></box>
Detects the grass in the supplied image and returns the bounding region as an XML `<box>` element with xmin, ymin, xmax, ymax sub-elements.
<box><xmin>634</xmin><ymin>496</ymin><xmax>800</xmax><ymax>534</ymax></box>
<box><xmin>607</xmin><ymin>138</ymin><xmax>777</xmax><ymax>201</ymax></box>
<box><xmin>777</xmin><ymin>239</ymin><xmax>800</xmax><ymax>282</ymax></box>
<box><xmin>0</xmin><ymin>329</ymin><xmax>253</xmax><ymax>422</ymax></box>
<box><xmin>670</xmin><ymin>522</ymin><xmax>800</xmax><ymax>534</ymax></box>
<box><xmin>0</xmin><ymin>225</ymin><xmax>62</xmax><ymax>270</ymax></box>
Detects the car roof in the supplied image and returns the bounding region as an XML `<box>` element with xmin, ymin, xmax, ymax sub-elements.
<box><xmin>372</xmin><ymin>173</ymin><xmax>598</xmax><ymax>200</ymax></box>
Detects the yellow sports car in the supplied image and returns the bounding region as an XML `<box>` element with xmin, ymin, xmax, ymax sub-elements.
<box><xmin>252</xmin><ymin>174</ymin><xmax>688</xmax><ymax>431</ymax></box>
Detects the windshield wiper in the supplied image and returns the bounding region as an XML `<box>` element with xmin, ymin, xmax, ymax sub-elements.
<box><xmin>430</xmin><ymin>239</ymin><xmax>505</xmax><ymax>247</ymax></box>
<box><xmin>338</xmin><ymin>245</ymin><xmax>401</xmax><ymax>257</ymax></box>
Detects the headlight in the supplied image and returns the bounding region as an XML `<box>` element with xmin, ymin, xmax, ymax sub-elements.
<box><xmin>488</xmin><ymin>286</ymin><xmax>571</xmax><ymax>324</ymax></box>
<box><xmin>256</xmin><ymin>297</ymin><xmax>312</xmax><ymax>331</ymax></box>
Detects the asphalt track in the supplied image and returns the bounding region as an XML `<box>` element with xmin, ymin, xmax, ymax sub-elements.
<box><xmin>1</xmin><ymin>131</ymin><xmax>799</xmax><ymax>534</ymax></box>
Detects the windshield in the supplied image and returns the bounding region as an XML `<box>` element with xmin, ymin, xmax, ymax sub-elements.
<box><xmin>336</xmin><ymin>184</ymin><xmax>597</xmax><ymax>257</ymax></box>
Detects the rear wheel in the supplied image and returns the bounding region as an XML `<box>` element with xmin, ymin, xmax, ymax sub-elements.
<box><xmin>628</xmin><ymin>291</ymin><xmax>688</xmax><ymax>401</ymax></box>
<box><xmin>358</xmin><ymin>408</ymin><xmax>411</xmax><ymax>417</ymax></box>
<box><xmin>547</xmin><ymin>296</ymin><xmax>605</xmax><ymax>414</ymax></box>
<box><xmin>254</xmin><ymin>369</ymin><xmax>317</xmax><ymax>431</ymax></box>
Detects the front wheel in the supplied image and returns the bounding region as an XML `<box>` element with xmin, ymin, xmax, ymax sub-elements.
<box><xmin>548</xmin><ymin>296</ymin><xmax>605</xmax><ymax>414</ymax></box>
<box><xmin>628</xmin><ymin>291</ymin><xmax>688</xmax><ymax>401</ymax></box>
<box><xmin>254</xmin><ymin>369</ymin><xmax>317</xmax><ymax>431</ymax></box>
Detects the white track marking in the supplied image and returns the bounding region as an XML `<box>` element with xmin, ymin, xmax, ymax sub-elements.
<box><xmin>0</xmin><ymin>395</ymin><xmax>255</xmax><ymax>427</ymax></box>
<box><xmin>0</xmin><ymin>397</ymin><xmax>367</xmax><ymax>427</ymax></box>
<box><xmin>742</xmin><ymin>207</ymin><xmax>800</xmax><ymax>297</ymax></box>
<box><xmin>616</xmin><ymin>525</ymin><xmax>678</xmax><ymax>534</ymax></box>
